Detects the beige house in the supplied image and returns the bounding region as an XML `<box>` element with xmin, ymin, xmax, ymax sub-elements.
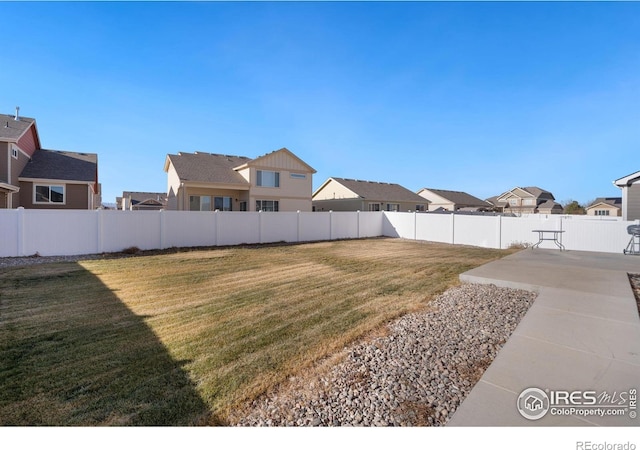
<box><xmin>486</xmin><ymin>186</ymin><xmax>562</xmax><ymax>215</ymax></box>
<box><xmin>117</xmin><ymin>191</ymin><xmax>168</xmax><ymax>210</ymax></box>
<box><xmin>164</xmin><ymin>147</ymin><xmax>316</xmax><ymax>212</ymax></box>
<box><xmin>417</xmin><ymin>188</ymin><xmax>492</xmax><ymax>212</ymax></box>
<box><xmin>312</xmin><ymin>177</ymin><xmax>429</xmax><ymax>212</ymax></box>
<box><xmin>0</xmin><ymin>109</ymin><xmax>99</xmax><ymax>209</ymax></box>
<box><xmin>614</xmin><ymin>171</ymin><xmax>640</xmax><ymax>221</ymax></box>
<box><xmin>585</xmin><ymin>197</ymin><xmax>622</xmax><ymax>217</ymax></box>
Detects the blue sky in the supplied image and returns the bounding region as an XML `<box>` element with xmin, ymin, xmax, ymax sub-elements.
<box><xmin>1</xmin><ymin>1</ymin><xmax>639</xmax><ymax>206</ymax></box>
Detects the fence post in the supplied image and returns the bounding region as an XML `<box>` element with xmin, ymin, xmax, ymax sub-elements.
<box><xmin>297</xmin><ymin>210</ymin><xmax>301</xmax><ymax>242</ymax></box>
<box><xmin>329</xmin><ymin>210</ymin><xmax>333</xmax><ymax>241</ymax></box>
<box><xmin>413</xmin><ymin>211</ymin><xmax>417</xmax><ymax>241</ymax></box>
<box><xmin>214</xmin><ymin>210</ymin><xmax>219</xmax><ymax>246</ymax></box>
<box><xmin>357</xmin><ymin>210</ymin><xmax>360</xmax><ymax>239</ymax></box>
<box><xmin>96</xmin><ymin>208</ymin><xmax>104</xmax><ymax>254</ymax></box>
<box><xmin>258</xmin><ymin>210</ymin><xmax>263</xmax><ymax>244</ymax></box>
<box><xmin>17</xmin><ymin>207</ymin><xmax>24</xmax><ymax>256</ymax></box>
<box><xmin>497</xmin><ymin>215</ymin><xmax>502</xmax><ymax>249</ymax></box>
<box><xmin>159</xmin><ymin>210</ymin><xmax>166</xmax><ymax>250</ymax></box>
<box><xmin>450</xmin><ymin>213</ymin><xmax>455</xmax><ymax>244</ymax></box>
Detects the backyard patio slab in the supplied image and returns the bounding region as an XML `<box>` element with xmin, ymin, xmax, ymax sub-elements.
<box><xmin>447</xmin><ymin>249</ymin><xmax>640</xmax><ymax>427</ymax></box>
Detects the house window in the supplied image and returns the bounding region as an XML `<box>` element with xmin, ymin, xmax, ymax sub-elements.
<box><xmin>523</xmin><ymin>199</ymin><xmax>535</xmax><ymax>206</ymax></box>
<box><xmin>509</xmin><ymin>198</ymin><xmax>519</xmax><ymax>206</ymax></box>
<box><xmin>368</xmin><ymin>203</ymin><xmax>381</xmax><ymax>212</ymax></box>
<box><xmin>415</xmin><ymin>205</ymin><xmax>425</xmax><ymax>212</ymax></box>
<box><xmin>595</xmin><ymin>210</ymin><xmax>610</xmax><ymax>216</ymax></box>
<box><xmin>256</xmin><ymin>200</ymin><xmax>279</xmax><ymax>212</ymax></box>
<box><xmin>239</xmin><ymin>201</ymin><xmax>247</xmax><ymax>212</ymax></box>
<box><xmin>386</xmin><ymin>203</ymin><xmax>400</xmax><ymax>212</ymax></box>
<box><xmin>34</xmin><ymin>184</ymin><xmax>65</xmax><ymax>204</ymax></box>
<box><xmin>11</xmin><ymin>145</ymin><xmax>18</xmax><ymax>159</ymax></box>
<box><xmin>290</xmin><ymin>173</ymin><xmax>306</xmax><ymax>180</ymax></box>
<box><xmin>189</xmin><ymin>195</ymin><xmax>211</xmax><ymax>211</ymax></box>
<box><xmin>214</xmin><ymin>196</ymin><xmax>232</xmax><ymax>211</ymax></box>
<box><xmin>256</xmin><ymin>170</ymin><xmax>280</xmax><ymax>188</ymax></box>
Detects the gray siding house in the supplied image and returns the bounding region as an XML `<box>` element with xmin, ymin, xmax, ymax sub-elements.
<box><xmin>614</xmin><ymin>171</ymin><xmax>640</xmax><ymax>221</ymax></box>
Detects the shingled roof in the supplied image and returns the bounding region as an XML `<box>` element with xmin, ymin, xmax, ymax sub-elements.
<box><xmin>330</xmin><ymin>178</ymin><xmax>426</xmax><ymax>203</ymax></box>
<box><xmin>588</xmin><ymin>197</ymin><xmax>622</xmax><ymax>208</ymax></box>
<box><xmin>420</xmin><ymin>188</ymin><xmax>491</xmax><ymax>207</ymax></box>
<box><xmin>165</xmin><ymin>152</ymin><xmax>251</xmax><ymax>185</ymax></box>
<box><xmin>0</xmin><ymin>113</ymin><xmax>36</xmax><ymax>142</ymax></box>
<box><xmin>19</xmin><ymin>149</ymin><xmax>97</xmax><ymax>182</ymax></box>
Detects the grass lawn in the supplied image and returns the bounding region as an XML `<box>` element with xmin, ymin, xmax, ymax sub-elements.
<box><xmin>0</xmin><ymin>238</ymin><xmax>514</xmax><ymax>425</ymax></box>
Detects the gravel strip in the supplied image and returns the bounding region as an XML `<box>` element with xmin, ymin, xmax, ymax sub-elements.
<box><xmin>233</xmin><ymin>283</ymin><xmax>536</xmax><ymax>426</ymax></box>
<box><xmin>0</xmin><ymin>253</ymin><xmax>136</xmax><ymax>269</ymax></box>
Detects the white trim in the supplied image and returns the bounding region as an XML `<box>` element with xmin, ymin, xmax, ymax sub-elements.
<box><xmin>33</xmin><ymin>183</ymin><xmax>66</xmax><ymax>205</ymax></box>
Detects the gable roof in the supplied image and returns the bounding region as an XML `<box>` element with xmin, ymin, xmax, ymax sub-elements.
<box><xmin>0</xmin><ymin>113</ymin><xmax>36</xmax><ymax>142</ymax></box>
<box><xmin>164</xmin><ymin>152</ymin><xmax>251</xmax><ymax>185</ymax></box>
<box><xmin>496</xmin><ymin>186</ymin><xmax>555</xmax><ymax>202</ymax></box>
<box><xmin>587</xmin><ymin>197</ymin><xmax>622</xmax><ymax>209</ymax></box>
<box><xmin>19</xmin><ymin>149</ymin><xmax>97</xmax><ymax>183</ymax></box>
<box><xmin>321</xmin><ymin>177</ymin><xmax>427</xmax><ymax>203</ymax></box>
<box><xmin>122</xmin><ymin>191</ymin><xmax>168</xmax><ymax>204</ymax></box>
<box><xmin>537</xmin><ymin>199</ymin><xmax>563</xmax><ymax>210</ymax></box>
<box><xmin>614</xmin><ymin>170</ymin><xmax>640</xmax><ymax>187</ymax></box>
<box><xmin>419</xmin><ymin>188</ymin><xmax>491</xmax><ymax>207</ymax></box>
<box><xmin>235</xmin><ymin>147</ymin><xmax>316</xmax><ymax>173</ymax></box>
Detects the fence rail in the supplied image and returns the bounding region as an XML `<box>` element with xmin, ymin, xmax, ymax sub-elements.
<box><xmin>1</xmin><ymin>209</ymin><xmax>638</xmax><ymax>257</ymax></box>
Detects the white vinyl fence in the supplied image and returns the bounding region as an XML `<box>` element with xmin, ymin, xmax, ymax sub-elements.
<box><xmin>0</xmin><ymin>208</ymin><xmax>638</xmax><ymax>257</ymax></box>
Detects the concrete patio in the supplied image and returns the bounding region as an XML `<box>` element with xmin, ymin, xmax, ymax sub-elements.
<box><xmin>447</xmin><ymin>248</ymin><xmax>640</xmax><ymax>426</ymax></box>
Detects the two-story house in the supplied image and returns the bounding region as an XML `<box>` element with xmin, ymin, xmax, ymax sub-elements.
<box><xmin>486</xmin><ymin>186</ymin><xmax>562</xmax><ymax>215</ymax></box>
<box><xmin>164</xmin><ymin>147</ymin><xmax>316</xmax><ymax>212</ymax></box>
<box><xmin>0</xmin><ymin>109</ymin><xmax>99</xmax><ymax>209</ymax></box>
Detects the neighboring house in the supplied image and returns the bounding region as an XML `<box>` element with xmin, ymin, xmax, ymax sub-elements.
<box><xmin>117</xmin><ymin>191</ymin><xmax>168</xmax><ymax>210</ymax></box>
<box><xmin>164</xmin><ymin>147</ymin><xmax>316</xmax><ymax>212</ymax></box>
<box><xmin>417</xmin><ymin>188</ymin><xmax>492</xmax><ymax>212</ymax></box>
<box><xmin>585</xmin><ymin>197</ymin><xmax>622</xmax><ymax>217</ymax></box>
<box><xmin>0</xmin><ymin>109</ymin><xmax>99</xmax><ymax>209</ymax></box>
<box><xmin>312</xmin><ymin>177</ymin><xmax>430</xmax><ymax>212</ymax></box>
<box><xmin>486</xmin><ymin>187</ymin><xmax>562</xmax><ymax>215</ymax></box>
<box><xmin>614</xmin><ymin>171</ymin><xmax>640</xmax><ymax>221</ymax></box>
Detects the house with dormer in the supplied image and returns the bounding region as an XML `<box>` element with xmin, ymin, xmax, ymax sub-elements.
<box><xmin>486</xmin><ymin>186</ymin><xmax>562</xmax><ymax>215</ymax></box>
<box><xmin>0</xmin><ymin>109</ymin><xmax>99</xmax><ymax>209</ymax></box>
<box><xmin>164</xmin><ymin>147</ymin><xmax>316</xmax><ymax>212</ymax></box>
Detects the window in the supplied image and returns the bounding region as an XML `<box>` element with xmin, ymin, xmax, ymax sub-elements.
<box><xmin>595</xmin><ymin>210</ymin><xmax>610</xmax><ymax>216</ymax></box>
<box><xmin>509</xmin><ymin>198</ymin><xmax>519</xmax><ymax>206</ymax></box>
<box><xmin>523</xmin><ymin>199</ymin><xmax>535</xmax><ymax>206</ymax></box>
<box><xmin>239</xmin><ymin>201</ymin><xmax>247</xmax><ymax>212</ymax></box>
<box><xmin>214</xmin><ymin>196</ymin><xmax>232</xmax><ymax>211</ymax></box>
<box><xmin>256</xmin><ymin>170</ymin><xmax>280</xmax><ymax>187</ymax></box>
<box><xmin>256</xmin><ymin>200</ymin><xmax>279</xmax><ymax>212</ymax></box>
<box><xmin>34</xmin><ymin>184</ymin><xmax>65</xmax><ymax>204</ymax></box>
<box><xmin>11</xmin><ymin>145</ymin><xmax>18</xmax><ymax>159</ymax></box>
<box><xmin>415</xmin><ymin>205</ymin><xmax>425</xmax><ymax>212</ymax></box>
<box><xmin>189</xmin><ymin>195</ymin><xmax>211</xmax><ymax>211</ymax></box>
<box><xmin>290</xmin><ymin>173</ymin><xmax>306</xmax><ymax>180</ymax></box>
<box><xmin>386</xmin><ymin>203</ymin><xmax>400</xmax><ymax>212</ymax></box>
<box><xmin>368</xmin><ymin>203</ymin><xmax>381</xmax><ymax>212</ymax></box>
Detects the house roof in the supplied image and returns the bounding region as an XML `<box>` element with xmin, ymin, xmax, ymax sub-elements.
<box><xmin>235</xmin><ymin>147</ymin><xmax>316</xmax><ymax>173</ymax></box>
<box><xmin>323</xmin><ymin>177</ymin><xmax>428</xmax><ymax>203</ymax></box>
<box><xmin>537</xmin><ymin>199</ymin><xmax>562</xmax><ymax>210</ymax></box>
<box><xmin>0</xmin><ymin>113</ymin><xmax>36</xmax><ymax>142</ymax></box>
<box><xmin>587</xmin><ymin>197</ymin><xmax>622</xmax><ymax>209</ymax></box>
<box><xmin>19</xmin><ymin>149</ymin><xmax>97</xmax><ymax>182</ymax></box>
<box><xmin>122</xmin><ymin>191</ymin><xmax>168</xmax><ymax>204</ymax></box>
<box><xmin>614</xmin><ymin>170</ymin><xmax>640</xmax><ymax>187</ymax></box>
<box><xmin>419</xmin><ymin>188</ymin><xmax>491</xmax><ymax>207</ymax></box>
<box><xmin>495</xmin><ymin>186</ymin><xmax>555</xmax><ymax>202</ymax></box>
<box><xmin>165</xmin><ymin>152</ymin><xmax>251</xmax><ymax>185</ymax></box>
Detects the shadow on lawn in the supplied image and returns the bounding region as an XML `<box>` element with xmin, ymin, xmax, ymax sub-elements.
<box><xmin>0</xmin><ymin>263</ymin><xmax>210</xmax><ymax>426</ymax></box>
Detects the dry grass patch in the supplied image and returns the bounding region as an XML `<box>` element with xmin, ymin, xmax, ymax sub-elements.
<box><xmin>0</xmin><ymin>238</ymin><xmax>514</xmax><ymax>425</ymax></box>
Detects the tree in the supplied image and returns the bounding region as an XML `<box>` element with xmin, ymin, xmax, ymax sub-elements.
<box><xmin>562</xmin><ymin>200</ymin><xmax>586</xmax><ymax>215</ymax></box>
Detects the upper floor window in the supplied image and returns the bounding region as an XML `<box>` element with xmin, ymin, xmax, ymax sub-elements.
<box><xmin>508</xmin><ymin>198</ymin><xmax>519</xmax><ymax>206</ymax></box>
<box><xmin>11</xmin><ymin>145</ymin><xmax>18</xmax><ymax>159</ymax></box>
<box><xmin>256</xmin><ymin>170</ymin><xmax>280</xmax><ymax>188</ymax></box>
<box><xmin>523</xmin><ymin>199</ymin><xmax>535</xmax><ymax>206</ymax></box>
<box><xmin>290</xmin><ymin>173</ymin><xmax>306</xmax><ymax>180</ymax></box>
<box><xmin>34</xmin><ymin>184</ymin><xmax>65</xmax><ymax>204</ymax></box>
